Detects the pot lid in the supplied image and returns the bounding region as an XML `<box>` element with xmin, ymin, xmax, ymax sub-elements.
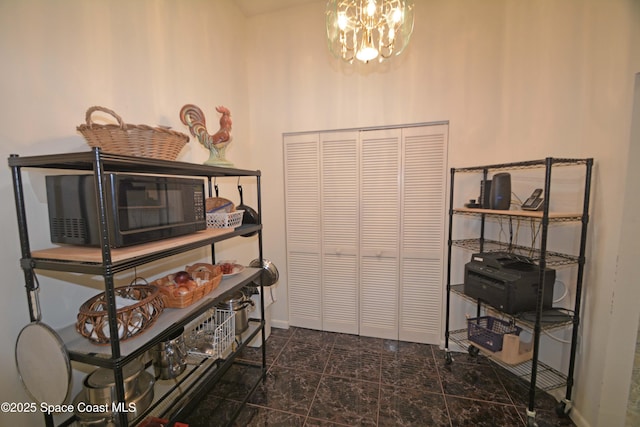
<box><xmin>216</xmin><ymin>291</ymin><xmax>250</xmax><ymax>307</ymax></box>
<box><xmin>249</xmin><ymin>258</ymin><xmax>279</xmax><ymax>287</ymax></box>
<box><xmin>15</xmin><ymin>322</ymin><xmax>72</xmax><ymax>405</ymax></box>
<box><xmin>87</xmin><ymin>358</ymin><xmax>144</xmax><ymax>388</ymax></box>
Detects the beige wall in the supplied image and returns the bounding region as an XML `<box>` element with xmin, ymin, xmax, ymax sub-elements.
<box><xmin>245</xmin><ymin>1</ymin><xmax>640</xmax><ymax>426</ymax></box>
<box><xmin>0</xmin><ymin>1</ymin><xmax>251</xmax><ymax>425</ymax></box>
<box><xmin>0</xmin><ymin>1</ymin><xmax>638</xmax><ymax>426</ymax></box>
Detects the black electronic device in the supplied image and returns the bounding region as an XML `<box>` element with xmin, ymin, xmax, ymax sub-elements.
<box><xmin>489</xmin><ymin>173</ymin><xmax>511</xmax><ymax>210</ymax></box>
<box><xmin>464</xmin><ymin>199</ymin><xmax>482</xmax><ymax>208</ymax></box>
<box><xmin>479</xmin><ymin>180</ymin><xmax>492</xmax><ymax>208</ymax></box>
<box><xmin>522</xmin><ymin>188</ymin><xmax>544</xmax><ymax>211</ymax></box>
<box><xmin>463</xmin><ymin>252</ymin><xmax>556</xmax><ymax>314</ymax></box>
<box><xmin>46</xmin><ymin>174</ymin><xmax>206</xmax><ymax>247</ymax></box>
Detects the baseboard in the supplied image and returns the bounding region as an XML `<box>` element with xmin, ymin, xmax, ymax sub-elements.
<box><xmin>567</xmin><ymin>407</ymin><xmax>588</xmax><ymax>427</ymax></box>
<box><xmin>271</xmin><ymin>318</ymin><xmax>290</xmax><ymax>330</ymax></box>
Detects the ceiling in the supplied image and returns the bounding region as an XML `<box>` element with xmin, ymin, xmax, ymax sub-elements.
<box><xmin>235</xmin><ymin>0</ymin><xmax>319</xmax><ymax>17</ymax></box>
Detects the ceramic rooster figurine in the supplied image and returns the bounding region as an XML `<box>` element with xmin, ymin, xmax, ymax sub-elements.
<box><xmin>180</xmin><ymin>104</ymin><xmax>233</xmax><ymax>167</ymax></box>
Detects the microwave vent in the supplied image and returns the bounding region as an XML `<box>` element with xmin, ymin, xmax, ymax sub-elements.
<box><xmin>50</xmin><ymin>217</ymin><xmax>88</xmax><ymax>242</ymax></box>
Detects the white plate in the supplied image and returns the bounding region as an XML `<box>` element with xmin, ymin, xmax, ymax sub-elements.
<box><xmin>217</xmin><ymin>263</ymin><xmax>245</xmax><ymax>277</ymax></box>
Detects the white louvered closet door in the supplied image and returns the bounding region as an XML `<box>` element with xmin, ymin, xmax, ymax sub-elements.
<box><xmin>359</xmin><ymin>128</ymin><xmax>401</xmax><ymax>339</ymax></box>
<box><xmin>284</xmin><ymin>123</ymin><xmax>448</xmax><ymax>343</ymax></box>
<box><xmin>321</xmin><ymin>131</ymin><xmax>359</xmax><ymax>334</ymax></box>
<box><xmin>284</xmin><ymin>133</ymin><xmax>322</xmax><ymax>330</ymax></box>
<box><xmin>399</xmin><ymin>125</ymin><xmax>448</xmax><ymax>344</ymax></box>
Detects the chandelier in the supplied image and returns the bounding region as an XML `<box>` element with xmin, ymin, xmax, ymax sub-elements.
<box><xmin>326</xmin><ymin>0</ymin><xmax>415</xmax><ymax>64</ymax></box>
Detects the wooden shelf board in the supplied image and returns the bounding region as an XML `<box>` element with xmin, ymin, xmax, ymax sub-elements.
<box><xmin>31</xmin><ymin>228</ymin><xmax>233</xmax><ymax>264</ymax></box>
<box><xmin>454</xmin><ymin>207</ymin><xmax>581</xmax><ymax>219</ymax></box>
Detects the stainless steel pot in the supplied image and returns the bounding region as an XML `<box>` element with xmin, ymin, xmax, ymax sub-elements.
<box><xmin>74</xmin><ymin>370</ymin><xmax>154</xmax><ymax>427</ymax></box>
<box><xmin>84</xmin><ymin>358</ymin><xmax>144</xmax><ymax>404</ymax></box>
<box><xmin>151</xmin><ymin>327</ymin><xmax>187</xmax><ymax>380</ymax></box>
<box><xmin>216</xmin><ymin>291</ymin><xmax>254</xmax><ymax>335</ymax></box>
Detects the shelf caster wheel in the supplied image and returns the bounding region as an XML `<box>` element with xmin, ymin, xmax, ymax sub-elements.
<box><xmin>555</xmin><ymin>399</ymin><xmax>572</xmax><ymax>417</ymax></box>
<box><xmin>445</xmin><ymin>351</ymin><xmax>453</xmax><ymax>365</ymax></box>
<box><xmin>468</xmin><ymin>344</ymin><xmax>480</xmax><ymax>357</ymax></box>
<box><xmin>526</xmin><ymin>409</ymin><xmax>538</xmax><ymax>427</ymax></box>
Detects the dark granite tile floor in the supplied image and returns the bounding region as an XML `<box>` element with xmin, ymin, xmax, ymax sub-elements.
<box><xmin>182</xmin><ymin>327</ymin><xmax>576</xmax><ymax>427</ymax></box>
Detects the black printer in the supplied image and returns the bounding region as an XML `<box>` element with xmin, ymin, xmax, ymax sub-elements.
<box><xmin>463</xmin><ymin>252</ymin><xmax>556</xmax><ymax>314</ymax></box>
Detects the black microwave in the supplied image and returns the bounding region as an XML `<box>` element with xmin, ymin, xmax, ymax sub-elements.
<box><xmin>45</xmin><ymin>174</ymin><xmax>206</xmax><ymax>247</ymax></box>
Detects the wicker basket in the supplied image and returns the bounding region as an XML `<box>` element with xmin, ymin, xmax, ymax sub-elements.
<box><xmin>77</xmin><ymin>106</ymin><xmax>189</xmax><ymax>160</ymax></box>
<box><xmin>153</xmin><ymin>268</ymin><xmax>222</xmax><ymax>309</ymax></box>
<box><xmin>206</xmin><ymin>210</ymin><xmax>244</xmax><ymax>229</ymax></box>
<box><xmin>76</xmin><ymin>283</ymin><xmax>164</xmax><ymax>344</ymax></box>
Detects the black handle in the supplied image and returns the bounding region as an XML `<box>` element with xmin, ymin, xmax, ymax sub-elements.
<box><xmin>238</xmin><ymin>185</ymin><xmax>244</xmax><ymax>204</ymax></box>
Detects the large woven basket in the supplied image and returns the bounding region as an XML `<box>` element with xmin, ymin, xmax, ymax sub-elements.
<box><xmin>77</xmin><ymin>106</ymin><xmax>189</xmax><ymax>160</ymax></box>
<box><xmin>76</xmin><ymin>283</ymin><xmax>164</xmax><ymax>344</ymax></box>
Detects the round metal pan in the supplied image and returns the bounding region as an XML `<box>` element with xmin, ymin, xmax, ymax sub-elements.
<box><xmin>15</xmin><ymin>322</ymin><xmax>72</xmax><ymax>405</ymax></box>
<box><xmin>249</xmin><ymin>258</ymin><xmax>279</xmax><ymax>287</ymax></box>
<box><xmin>237</xmin><ymin>184</ymin><xmax>259</xmax><ymax>237</ymax></box>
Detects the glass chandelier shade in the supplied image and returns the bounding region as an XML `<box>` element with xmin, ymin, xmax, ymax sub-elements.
<box><xmin>326</xmin><ymin>0</ymin><xmax>415</xmax><ymax>64</ymax></box>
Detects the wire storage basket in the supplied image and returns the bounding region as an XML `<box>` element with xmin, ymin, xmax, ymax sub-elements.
<box><xmin>467</xmin><ymin>316</ymin><xmax>522</xmax><ymax>353</ymax></box>
<box><xmin>185</xmin><ymin>308</ymin><xmax>235</xmax><ymax>359</ymax></box>
<box><xmin>77</xmin><ymin>106</ymin><xmax>189</xmax><ymax>160</ymax></box>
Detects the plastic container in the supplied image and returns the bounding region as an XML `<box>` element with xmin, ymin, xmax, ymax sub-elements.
<box><xmin>467</xmin><ymin>316</ymin><xmax>522</xmax><ymax>352</ymax></box>
<box><xmin>206</xmin><ymin>210</ymin><xmax>244</xmax><ymax>229</ymax></box>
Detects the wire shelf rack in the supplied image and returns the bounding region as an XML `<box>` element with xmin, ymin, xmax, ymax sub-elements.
<box><xmin>451</xmin><ymin>239</ymin><xmax>579</xmax><ymax>267</ymax></box>
<box><xmin>450</xmin><ymin>285</ymin><xmax>574</xmax><ymax>333</ymax></box>
<box><xmin>448</xmin><ymin>328</ymin><xmax>568</xmax><ymax>391</ymax></box>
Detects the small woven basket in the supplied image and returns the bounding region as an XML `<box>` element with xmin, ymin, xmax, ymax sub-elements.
<box><xmin>76</xmin><ymin>282</ymin><xmax>164</xmax><ymax>344</ymax></box>
<box><xmin>153</xmin><ymin>269</ymin><xmax>222</xmax><ymax>309</ymax></box>
<box><xmin>77</xmin><ymin>106</ymin><xmax>189</xmax><ymax>160</ymax></box>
